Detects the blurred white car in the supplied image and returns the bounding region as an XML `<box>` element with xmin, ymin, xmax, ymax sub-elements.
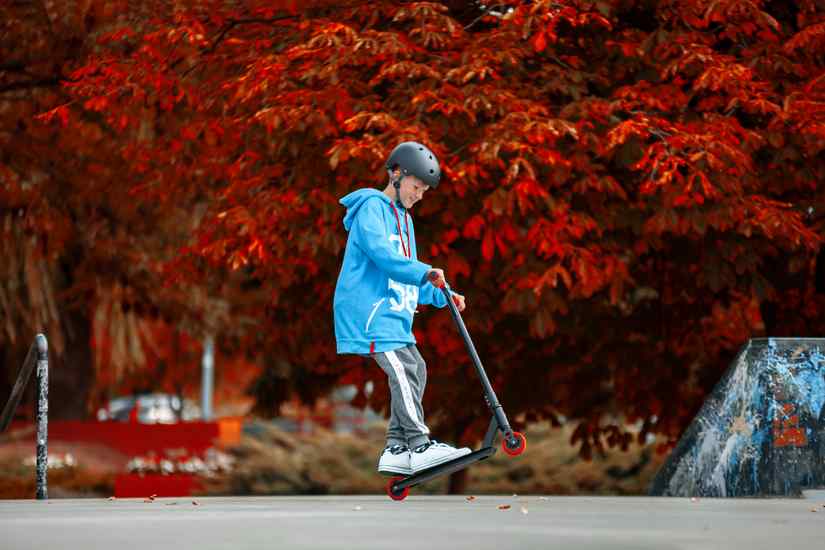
<box><xmin>96</xmin><ymin>393</ymin><xmax>201</xmax><ymax>424</ymax></box>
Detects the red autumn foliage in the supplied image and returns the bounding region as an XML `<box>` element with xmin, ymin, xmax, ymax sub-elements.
<box><xmin>2</xmin><ymin>0</ymin><xmax>825</xmax><ymax>461</ymax></box>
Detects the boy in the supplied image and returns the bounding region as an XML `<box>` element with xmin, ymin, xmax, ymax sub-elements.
<box><xmin>333</xmin><ymin>141</ymin><xmax>471</xmax><ymax>475</ymax></box>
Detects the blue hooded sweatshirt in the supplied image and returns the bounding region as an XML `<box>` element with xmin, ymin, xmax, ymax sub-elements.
<box><xmin>334</xmin><ymin>188</ymin><xmax>450</xmax><ymax>355</ymax></box>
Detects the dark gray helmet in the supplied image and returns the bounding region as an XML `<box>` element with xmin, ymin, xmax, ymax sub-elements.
<box><xmin>385</xmin><ymin>141</ymin><xmax>441</xmax><ymax>188</ymax></box>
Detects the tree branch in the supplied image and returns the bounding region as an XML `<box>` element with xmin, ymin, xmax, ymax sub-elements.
<box><xmin>464</xmin><ymin>4</ymin><xmax>508</xmax><ymax>31</ymax></box>
<box><xmin>0</xmin><ymin>77</ymin><xmax>61</xmax><ymax>94</ymax></box>
<box><xmin>205</xmin><ymin>16</ymin><xmax>298</xmax><ymax>55</ymax></box>
<box><xmin>203</xmin><ymin>0</ymin><xmax>377</xmax><ymax>56</ymax></box>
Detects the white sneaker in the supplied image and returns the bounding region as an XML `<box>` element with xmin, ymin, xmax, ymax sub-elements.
<box><xmin>410</xmin><ymin>440</ymin><xmax>471</xmax><ymax>473</ymax></box>
<box><xmin>377</xmin><ymin>444</ymin><xmax>412</xmax><ymax>475</ymax></box>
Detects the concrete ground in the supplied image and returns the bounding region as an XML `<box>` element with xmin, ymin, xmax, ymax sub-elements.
<box><xmin>1</xmin><ymin>495</ymin><xmax>824</xmax><ymax>550</ymax></box>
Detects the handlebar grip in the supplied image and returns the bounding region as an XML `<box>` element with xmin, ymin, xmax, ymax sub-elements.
<box><xmin>428</xmin><ymin>270</ymin><xmax>446</xmax><ymax>288</ymax></box>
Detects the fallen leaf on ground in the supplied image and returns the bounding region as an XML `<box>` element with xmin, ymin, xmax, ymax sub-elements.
<box><xmin>192</xmin><ymin>500</ymin><xmax>199</xmax><ymax>506</ymax></box>
<box><xmin>498</xmin><ymin>504</ymin><xmax>511</xmax><ymax>510</ymax></box>
<box><xmin>165</xmin><ymin>502</ymin><xmax>178</xmax><ymax>506</ymax></box>
<box><xmin>465</xmin><ymin>496</ymin><xmax>476</xmax><ymax>501</ymax></box>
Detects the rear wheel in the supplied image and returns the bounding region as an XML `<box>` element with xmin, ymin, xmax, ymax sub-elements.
<box><xmin>386</xmin><ymin>476</ymin><xmax>409</xmax><ymax>501</ymax></box>
<box><xmin>502</xmin><ymin>432</ymin><xmax>527</xmax><ymax>456</ymax></box>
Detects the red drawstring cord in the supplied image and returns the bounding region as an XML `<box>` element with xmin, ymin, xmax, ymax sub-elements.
<box><xmin>389</xmin><ymin>201</ymin><xmax>411</xmax><ymax>259</ymax></box>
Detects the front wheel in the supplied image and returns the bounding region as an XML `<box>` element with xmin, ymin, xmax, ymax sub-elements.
<box><xmin>386</xmin><ymin>476</ymin><xmax>409</xmax><ymax>501</ymax></box>
<box><xmin>502</xmin><ymin>432</ymin><xmax>527</xmax><ymax>456</ymax></box>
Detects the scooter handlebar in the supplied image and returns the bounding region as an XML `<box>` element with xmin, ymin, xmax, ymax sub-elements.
<box><xmin>427</xmin><ymin>270</ymin><xmax>447</xmax><ymax>289</ymax></box>
<box><xmin>427</xmin><ymin>272</ymin><xmax>457</xmax><ymax>312</ymax></box>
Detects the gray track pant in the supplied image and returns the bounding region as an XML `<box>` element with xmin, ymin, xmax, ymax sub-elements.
<box><xmin>371</xmin><ymin>344</ymin><xmax>431</xmax><ymax>449</ymax></box>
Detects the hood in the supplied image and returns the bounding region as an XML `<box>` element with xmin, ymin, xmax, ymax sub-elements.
<box><xmin>340</xmin><ymin>188</ymin><xmax>394</xmax><ymax>232</ymax></box>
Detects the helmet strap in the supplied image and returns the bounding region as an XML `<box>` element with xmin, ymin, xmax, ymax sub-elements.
<box><xmin>392</xmin><ymin>172</ymin><xmax>403</xmax><ymax>209</ymax></box>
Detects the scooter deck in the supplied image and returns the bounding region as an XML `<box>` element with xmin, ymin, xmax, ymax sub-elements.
<box><xmin>392</xmin><ymin>446</ymin><xmax>496</xmax><ymax>491</ymax></box>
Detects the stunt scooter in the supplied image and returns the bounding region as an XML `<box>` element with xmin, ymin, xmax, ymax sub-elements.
<box><xmin>386</xmin><ymin>275</ymin><xmax>527</xmax><ymax>501</ymax></box>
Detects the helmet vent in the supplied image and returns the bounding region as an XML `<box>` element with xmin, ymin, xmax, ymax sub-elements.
<box><xmin>429</xmin><ymin>169</ymin><xmax>434</xmax><ymax>173</ymax></box>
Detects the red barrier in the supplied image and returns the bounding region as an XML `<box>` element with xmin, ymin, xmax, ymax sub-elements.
<box><xmin>7</xmin><ymin>420</ymin><xmax>236</xmax><ymax>498</ymax></box>
<box><xmin>114</xmin><ymin>473</ymin><xmax>201</xmax><ymax>498</ymax></box>
<box><xmin>31</xmin><ymin>420</ymin><xmax>220</xmax><ymax>456</ymax></box>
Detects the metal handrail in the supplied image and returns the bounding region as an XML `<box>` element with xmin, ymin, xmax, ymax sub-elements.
<box><xmin>0</xmin><ymin>333</ymin><xmax>49</xmax><ymax>499</ymax></box>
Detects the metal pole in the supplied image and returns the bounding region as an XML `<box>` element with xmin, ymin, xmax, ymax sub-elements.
<box><xmin>34</xmin><ymin>334</ymin><xmax>48</xmax><ymax>500</ymax></box>
<box><xmin>201</xmin><ymin>335</ymin><xmax>214</xmax><ymax>421</ymax></box>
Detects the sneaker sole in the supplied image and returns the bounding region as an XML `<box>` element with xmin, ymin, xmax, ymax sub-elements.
<box><xmin>411</xmin><ymin>449</ymin><xmax>472</xmax><ymax>473</ymax></box>
<box><xmin>378</xmin><ymin>465</ymin><xmax>413</xmax><ymax>476</ymax></box>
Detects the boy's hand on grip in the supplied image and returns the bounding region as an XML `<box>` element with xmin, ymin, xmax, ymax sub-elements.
<box><xmin>427</xmin><ymin>268</ymin><xmax>446</xmax><ymax>288</ymax></box>
<box><xmin>451</xmin><ymin>293</ymin><xmax>466</xmax><ymax>312</ymax></box>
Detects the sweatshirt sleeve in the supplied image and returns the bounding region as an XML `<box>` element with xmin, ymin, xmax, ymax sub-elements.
<box><xmin>418</xmin><ymin>281</ymin><xmax>451</xmax><ymax>307</ymax></box>
<box><xmin>351</xmin><ymin>198</ymin><xmax>432</xmax><ymax>286</ymax></box>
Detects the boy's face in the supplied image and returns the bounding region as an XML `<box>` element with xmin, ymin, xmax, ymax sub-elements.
<box><xmin>398</xmin><ymin>175</ymin><xmax>429</xmax><ymax>209</ymax></box>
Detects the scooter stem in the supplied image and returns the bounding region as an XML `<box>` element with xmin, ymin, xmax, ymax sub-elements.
<box><xmin>437</xmin><ymin>282</ymin><xmax>513</xmax><ymax>438</ymax></box>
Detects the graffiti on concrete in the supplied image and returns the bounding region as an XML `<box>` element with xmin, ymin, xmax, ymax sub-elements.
<box><xmin>650</xmin><ymin>338</ymin><xmax>825</xmax><ymax>497</ymax></box>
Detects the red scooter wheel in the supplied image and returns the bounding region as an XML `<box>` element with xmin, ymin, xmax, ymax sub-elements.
<box><xmin>502</xmin><ymin>432</ymin><xmax>527</xmax><ymax>456</ymax></box>
<box><xmin>386</xmin><ymin>476</ymin><xmax>409</xmax><ymax>501</ymax></box>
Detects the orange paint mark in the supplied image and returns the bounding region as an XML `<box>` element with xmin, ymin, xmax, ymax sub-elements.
<box><xmin>772</xmin><ymin>402</ymin><xmax>808</xmax><ymax>448</ymax></box>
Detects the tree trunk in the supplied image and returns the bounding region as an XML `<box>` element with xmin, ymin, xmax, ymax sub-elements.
<box><xmin>0</xmin><ymin>344</ymin><xmax>13</xmax><ymax>407</ymax></box>
<box><xmin>49</xmin><ymin>307</ymin><xmax>93</xmax><ymax>419</ymax></box>
<box><xmin>446</xmin><ymin>417</ymin><xmax>473</xmax><ymax>494</ymax></box>
<box><xmin>447</xmin><ymin>468</ymin><xmax>468</xmax><ymax>495</ymax></box>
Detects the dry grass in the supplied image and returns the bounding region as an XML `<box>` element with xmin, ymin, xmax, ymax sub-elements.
<box><xmin>200</xmin><ymin>420</ymin><xmax>666</xmax><ymax>496</ymax></box>
<box><xmin>198</xmin><ymin>420</ymin><xmax>389</xmax><ymax>495</ymax></box>
<box><xmin>0</xmin><ymin>456</ymin><xmax>115</xmax><ymax>499</ymax></box>
<box><xmin>0</xmin><ymin>434</ymin><xmax>123</xmax><ymax>499</ymax></box>
<box><xmin>466</xmin><ymin>422</ymin><xmax>665</xmax><ymax>495</ymax></box>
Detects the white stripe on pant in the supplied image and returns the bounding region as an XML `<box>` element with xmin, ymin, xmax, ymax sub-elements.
<box><xmin>372</xmin><ymin>345</ymin><xmax>430</xmax><ymax>447</ymax></box>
